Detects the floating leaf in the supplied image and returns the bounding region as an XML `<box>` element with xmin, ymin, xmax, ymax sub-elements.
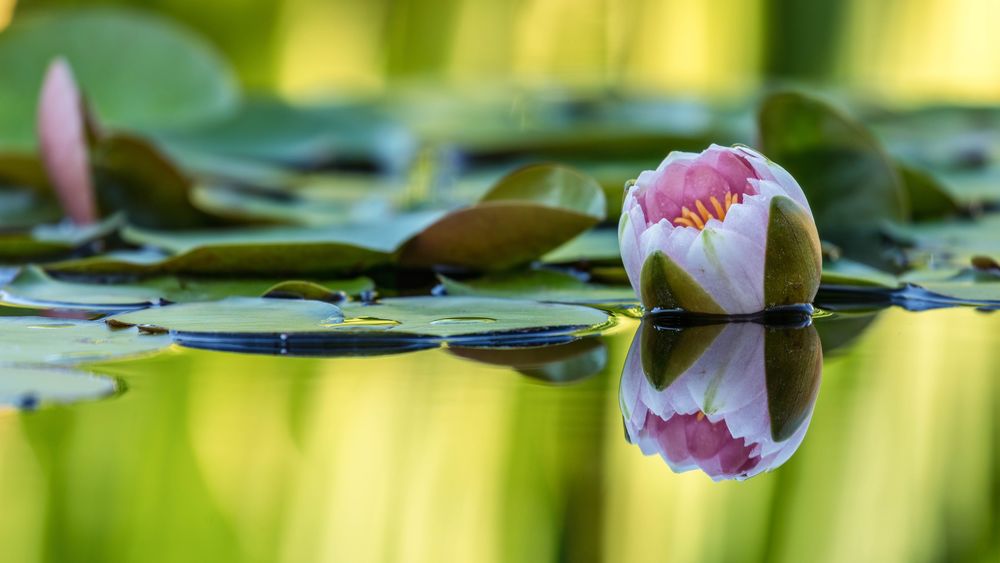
<box><xmin>0</xmin><ymin>317</ymin><xmax>170</xmax><ymax>365</ymax></box>
<box><xmin>0</xmin><ymin>214</ymin><xmax>119</xmax><ymax>262</ymax></box>
<box><xmin>106</xmin><ymin>296</ymin><xmax>613</xmax><ymax>349</ymax></box>
<box><xmin>75</xmin><ymin>214</ymin><xmax>442</xmax><ymax>276</ymax></box>
<box><xmin>0</xmin><ymin>367</ymin><xmax>118</xmax><ymax>410</ymax></box>
<box><xmin>542</xmin><ymin>228</ymin><xmax>623</xmax><ymax>266</ymax></box>
<box><xmin>758</xmin><ymin>92</ymin><xmax>907</xmax><ymax>266</ymax></box>
<box><xmin>107</xmin><ymin>297</ymin><xmax>344</xmax><ymax>334</ymax></box>
<box><xmin>438</xmin><ymin>269</ymin><xmax>634</xmax><ymax>306</ymax></box>
<box><xmin>0</xmin><ymin>8</ymin><xmax>238</xmax><ymax>151</ymax></box>
<box><xmin>1</xmin><ymin>266</ymin><xmax>372</xmax><ymax>310</ymax></box>
<box><xmin>400</xmin><ymin>164</ymin><xmax>605</xmax><ymax>270</ymax></box>
<box><xmin>821</xmin><ymin>258</ymin><xmax>899</xmax><ymax>289</ymax></box>
<box><xmin>885</xmin><ymin>214</ymin><xmax>1000</xmax><ymax>264</ymax></box>
<box><xmin>158</xmin><ymin>98</ymin><xmax>414</xmax><ymax>172</ymax></box>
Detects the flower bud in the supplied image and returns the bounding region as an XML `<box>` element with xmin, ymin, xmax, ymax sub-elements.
<box><xmin>619</xmin><ymin>145</ymin><xmax>822</xmax><ymax>315</ymax></box>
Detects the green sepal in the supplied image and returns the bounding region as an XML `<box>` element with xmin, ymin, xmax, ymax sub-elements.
<box><xmin>764</xmin><ymin>324</ymin><xmax>822</xmax><ymax>441</ymax></box>
<box><xmin>640</xmin><ymin>250</ymin><xmax>725</xmax><ymax>314</ymax></box>
<box><xmin>640</xmin><ymin>322</ymin><xmax>725</xmax><ymax>390</ymax></box>
<box><xmin>764</xmin><ymin>196</ymin><xmax>823</xmax><ymax>308</ymax></box>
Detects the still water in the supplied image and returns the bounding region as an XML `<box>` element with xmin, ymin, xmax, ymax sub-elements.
<box><xmin>0</xmin><ymin>307</ymin><xmax>996</xmax><ymax>563</ymax></box>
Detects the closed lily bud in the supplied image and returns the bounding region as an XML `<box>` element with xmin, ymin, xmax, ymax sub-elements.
<box><xmin>619</xmin><ymin>144</ymin><xmax>822</xmax><ymax>315</ymax></box>
<box><xmin>619</xmin><ymin>321</ymin><xmax>822</xmax><ymax>481</ymax></box>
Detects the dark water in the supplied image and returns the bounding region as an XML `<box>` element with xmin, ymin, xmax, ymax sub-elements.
<box><xmin>0</xmin><ymin>307</ymin><xmax>996</xmax><ymax>562</ymax></box>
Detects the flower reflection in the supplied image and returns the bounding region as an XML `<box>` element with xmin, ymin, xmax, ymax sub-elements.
<box><xmin>619</xmin><ymin>321</ymin><xmax>822</xmax><ymax>480</ymax></box>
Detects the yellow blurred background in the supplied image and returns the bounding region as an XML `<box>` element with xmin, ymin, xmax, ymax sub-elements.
<box><xmin>3</xmin><ymin>0</ymin><xmax>1000</xmax><ymax>103</ymax></box>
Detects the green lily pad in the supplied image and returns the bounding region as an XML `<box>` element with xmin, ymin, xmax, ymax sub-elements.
<box><xmin>759</xmin><ymin>92</ymin><xmax>908</xmax><ymax>266</ymax></box>
<box><xmin>89</xmin><ymin>214</ymin><xmax>442</xmax><ymax>276</ymax></box>
<box><xmin>1</xmin><ymin>266</ymin><xmax>372</xmax><ymax>310</ymax></box>
<box><xmin>901</xmin><ymin>268</ymin><xmax>1000</xmax><ymax>304</ymax></box>
<box><xmin>0</xmin><ymin>215</ymin><xmax>120</xmax><ymax>262</ymax></box>
<box><xmin>106</xmin><ymin>296</ymin><xmax>613</xmax><ymax>345</ymax></box>
<box><xmin>897</xmin><ymin>162</ymin><xmax>961</xmax><ymax>222</ymax></box>
<box><xmin>0</xmin><ymin>317</ymin><xmax>170</xmax><ymax>365</ymax></box>
<box><xmin>885</xmin><ymin>214</ymin><xmax>1000</xmax><ymax>264</ymax></box>
<box><xmin>0</xmin><ymin>367</ymin><xmax>118</xmax><ymax>410</ymax></box>
<box><xmin>438</xmin><ymin>269</ymin><xmax>635</xmax><ymax>306</ymax></box>
<box><xmin>821</xmin><ymin>258</ymin><xmax>898</xmax><ymax>289</ymax></box>
<box><xmin>0</xmin><ymin>8</ymin><xmax>238</xmax><ymax>151</ymax></box>
<box><xmin>106</xmin><ymin>297</ymin><xmax>344</xmax><ymax>334</ymax></box>
<box><xmin>542</xmin><ymin>228</ymin><xmax>623</xmax><ymax>266</ymax></box>
<box><xmin>157</xmin><ymin>98</ymin><xmax>413</xmax><ymax>172</ymax></box>
<box><xmin>399</xmin><ymin>164</ymin><xmax>605</xmax><ymax>270</ymax></box>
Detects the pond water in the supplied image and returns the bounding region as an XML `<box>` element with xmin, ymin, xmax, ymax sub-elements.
<box><xmin>0</xmin><ymin>306</ymin><xmax>995</xmax><ymax>563</ymax></box>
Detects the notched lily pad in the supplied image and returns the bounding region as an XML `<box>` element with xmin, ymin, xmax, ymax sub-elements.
<box><xmin>0</xmin><ymin>367</ymin><xmax>118</xmax><ymax>411</ymax></box>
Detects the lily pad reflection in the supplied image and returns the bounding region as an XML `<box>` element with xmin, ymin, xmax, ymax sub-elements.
<box><xmin>619</xmin><ymin>320</ymin><xmax>822</xmax><ymax>481</ymax></box>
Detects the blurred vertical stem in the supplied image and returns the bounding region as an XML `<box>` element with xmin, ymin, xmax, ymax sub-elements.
<box><xmin>761</xmin><ymin>0</ymin><xmax>846</xmax><ymax>81</ymax></box>
<box><xmin>383</xmin><ymin>0</ymin><xmax>459</xmax><ymax>79</ymax></box>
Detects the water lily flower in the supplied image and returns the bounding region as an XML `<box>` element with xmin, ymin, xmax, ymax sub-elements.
<box><xmin>619</xmin><ymin>321</ymin><xmax>822</xmax><ymax>481</ymax></box>
<box><xmin>619</xmin><ymin>144</ymin><xmax>822</xmax><ymax>315</ymax></box>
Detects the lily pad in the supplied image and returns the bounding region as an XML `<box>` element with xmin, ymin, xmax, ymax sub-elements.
<box><xmin>758</xmin><ymin>92</ymin><xmax>908</xmax><ymax>266</ymax></box>
<box><xmin>886</xmin><ymin>215</ymin><xmax>1000</xmax><ymax>263</ymax></box>
<box><xmin>0</xmin><ymin>367</ymin><xmax>118</xmax><ymax>410</ymax></box>
<box><xmin>0</xmin><ymin>8</ymin><xmax>238</xmax><ymax>151</ymax></box>
<box><xmin>542</xmin><ymin>228</ymin><xmax>623</xmax><ymax>266</ymax></box>
<box><xmin>157</xmin><ymin>98</ymin><xmax>414</xmax><ymax>172</ymax></box>
<box><xmin>0</xmin><ymin>317</ymin><xmax>170</xmax><ymax>365</ymax></box>
<box><xmin>106</xmin><ymin>296</ymin><xmax>613</xmax><ymax>348</ymax></box>
<box><xmin>399</xmin><ymin>164</ymin><xmax>605</xmax><ymax>270</ymax></box>
<box><xmin>85</xmin><ymin>214</ymin><xmax>442</xmax><ymax>276</ymax></box>
<box><xmin>438</xmin><ymin>269</ymin><xmax>635</xmax><ymax>306</ymax></box>
<box><xmin>0</xmin><ymin>266</ymin><xmax>372</xmax><ymax>310</ymax></box>
<box><xmin>106</xmin><ymin>297</ymin><xmax>344</xmax><ymax>334</ymax></box>
<box><xmin>896</xmin><ymin>162</ymin><xmax>961</xmax><ymax>221</ymax></box>
<box><xmin>0</xmin><ymin>215</ymin><xmax>120</xmax><ymax>262</ymax></box>
<box><xmin>821</xmin><ymin>258</ymin><xmax>899</xmax><ymax>289</ymax></box>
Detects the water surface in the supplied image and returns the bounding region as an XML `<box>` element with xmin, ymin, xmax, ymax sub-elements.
<box><xmin>0</xmin><ymin>307</ymin><xmax>996</xmax><ymax>563</ymax></box>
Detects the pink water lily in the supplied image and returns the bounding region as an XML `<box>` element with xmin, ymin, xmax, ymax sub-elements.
<box><xmin>619</xmin><ymin>144</ymin><xmax>821</xmax><ymax>315</ymax></box>
<box><xmin>619</xmin><ymin>322</ymin><xmax>822</xmax><ymax>481</ymax></box>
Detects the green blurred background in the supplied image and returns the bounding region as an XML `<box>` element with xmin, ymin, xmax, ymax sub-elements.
<box><xmin>4</xmin><ymin>0</ymin><xmax>1000</xmax><ymax>102</ymax></box>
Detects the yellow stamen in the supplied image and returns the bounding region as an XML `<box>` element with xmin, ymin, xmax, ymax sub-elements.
<box><xmin>696</xmin><ymin>412</ymin><xmax>705</xmax><ymax>421</ymax></box>
<box><xmin>673</xmin><ymin>191</ymin><xmax>741</xmax><ymax>230</ymax></box>
<box><xmin>695</xmin><ymin>199</ymin><xmax>712</xmax><ymax>223</ymax></box>
<box><xmin>681</xmin><ymin>207</ymin><xmax>705</xmax><ymax>229</ymax></box>
<box><xmin>710</xmin><ymin>196</ymin><xmax>725</xmax><ymax>218</ymax></box>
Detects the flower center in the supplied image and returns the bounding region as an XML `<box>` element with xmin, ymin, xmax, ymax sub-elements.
<box><xmin>672</xmin><ymin>192</ymin><xmax>740</xmax><ymax>230</ymax></box>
